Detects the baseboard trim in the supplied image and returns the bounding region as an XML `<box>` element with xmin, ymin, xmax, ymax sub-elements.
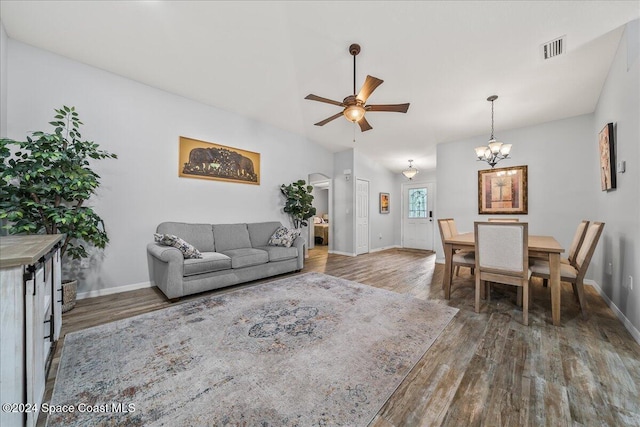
<box><xmin>76</xmin><ymin>281</ymin><xmax>154</xmax><ymax>300</ymax></box>
<box><xmin>328</xmin><ymin>250</ymin><xmax>356</xmax><ymax>257</ymax></box>
<box><xmin>370</xmin><ymin>245</ymin><xmax>401</xmax><ymax>253</ymax></box>
<box><xmin>586</xmin><ymin>279</ymin><xmax>640</xmax><ymax>345</ymax></box>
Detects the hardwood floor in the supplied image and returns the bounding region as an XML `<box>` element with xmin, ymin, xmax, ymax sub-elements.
<box><xmin>40</xmin><ymin>247</ymin><xmax>640</xmax><ymax>426</ymax></box>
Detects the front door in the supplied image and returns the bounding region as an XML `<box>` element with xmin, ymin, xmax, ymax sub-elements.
<box><xmin>403</xmin><ymin>183</ymin><xmax>434</xmax><ymax>250</ymax></box>
<box><xmin>356</xmin><ymin>179</ymin><xmax>369</xmax><ymax>255</ymax></box>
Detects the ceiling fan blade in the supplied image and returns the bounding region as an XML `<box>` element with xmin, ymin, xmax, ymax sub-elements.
<box><xmin>314</xmin><ymin>112</ymin><xmax>344</xmax><ymax>126</ymax></box>
<box><xmin>366</xmin><ymin>103</ymin><xmax>410</xmax><ymax>113</ymax></box>
<box><xmin>305</xmin><ymin>94</ymin><xmax>344</xmax><ymax>107</ymax></box>
<box><xmin>358</xmin><ymin>116</ymin><xmax>373</xmax><ymax>132</ymax></box>
<box><xmin>356</xmin><ymin>76</ymin><xmax>384</xmax><ymax>103</ymax></box>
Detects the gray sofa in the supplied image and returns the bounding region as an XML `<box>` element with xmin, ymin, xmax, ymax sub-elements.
<box><xmin>147</xmin><ymin>221</ymin><xmax>305</xmax><ymax>300</ymax></box>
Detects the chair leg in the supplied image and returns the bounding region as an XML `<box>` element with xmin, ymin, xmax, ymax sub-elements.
<box><xmin>455</xmin><ymin>265</ymin><xmax>461</xmax><ymax>277</ymax></box>
<box><xmin>516</xmin><ymin>287</ymin><xmax>523</xmax><ymax>307</ymax></box>
<box><xmin>475</xmin><ymin>276</ymin><xmax>482</xmax><ymax>313</ymax></box>
<box><xmin>485</xmin><ymin>281</ymin><xmax>491</xmax><ymax>301</ymax></box>
<box><xmin>575</xmin><ymin>279</ymin><xmax>588</xmax><ymax>319</ymax></box>
<box><xmin>543</xmin><ymin>278</ymin><xmax>548</xmax><ymax>288</ymax></box>
<box><xmin>522</xmin><ymin>282</ymin><xmax>529</xmax><ymax>326</ymax></box>
<box><xmin>571</xmin><ymin>283</ymin><xmax>580</xmax><ymax>302</ymax></box>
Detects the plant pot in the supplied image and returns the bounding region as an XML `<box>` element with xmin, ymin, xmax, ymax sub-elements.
<box><xmin>62</xmin><ymin>279</ymin><xmax>78</xmax><ymax>313</ymax></box>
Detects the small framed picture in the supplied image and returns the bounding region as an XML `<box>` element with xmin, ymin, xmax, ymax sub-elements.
<box><xmin>598</xmin><ymin>123</ymin><xmax>616</xmax><ymax>191</ymax></box>
<box><xmin>379</xmin><ymin>193</ymin><xmax>390</xmax><ymax>214</ymax></box>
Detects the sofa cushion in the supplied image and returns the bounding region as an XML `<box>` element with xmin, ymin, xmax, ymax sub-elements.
<box><xmin>248</xmin><ymin>222</ymin><xmax>283</xmax><ymax>248</ymax></box>
<box><xmin>183</xmin><ymin>252</ymin><xmax>232</xmax><ymax>277</ymax></box>
<box><xmin>213</xmin><ymin>224</ymin><xmax>252</xmax><ymax>252</ymax></box>
<box><xmin>156</xmin><ymin>222</ymin><xmax>214</xmax><ymax>252</ymax></box>
<box><xmin>154</xmin><ymin>233</ymin><xmax>202</xmax><ymax>259</ymax></box>
<box><xmin>221</xmin><ymin>248</ymin><xmax>269</xmax><ymax>269</ymax></box>
<box><xmin>256</xmin><ymin>246</ymin><xmax>298</xmax><ymax>262</ymax></box>
<box><xmin>268</xmin><ymin>226</ymin><xmax>301</xmax><ymax>248</ymax></box>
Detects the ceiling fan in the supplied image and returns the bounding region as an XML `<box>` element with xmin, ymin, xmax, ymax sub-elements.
<box><xmin>305</xmin><ymin>43</ymin><xmax>410</xmax><ymax>132</ymax></box>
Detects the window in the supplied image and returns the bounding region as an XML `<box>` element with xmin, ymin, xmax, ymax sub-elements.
<box><xmin>408</xmin><ymin>188</ymin><xmax>427</xmax><ymax>218</ymax></box>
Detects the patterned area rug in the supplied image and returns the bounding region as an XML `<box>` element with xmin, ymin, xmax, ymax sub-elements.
<box><xmin>47</xmin><ymin>273</ymin><xmax>458</xmax><ymax>426</ymax></box>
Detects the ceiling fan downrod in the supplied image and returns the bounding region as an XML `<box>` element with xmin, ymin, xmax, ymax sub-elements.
<box><xmin>350</xmin><ymin>43</ymin><xmax>361</xmax><ymax>95</ymax></box>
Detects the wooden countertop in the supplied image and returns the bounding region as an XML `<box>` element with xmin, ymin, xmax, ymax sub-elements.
<box><xmin>0</xmin><ymin>235</ymin><xmax>64</xmax><ymax>268</ymax></box>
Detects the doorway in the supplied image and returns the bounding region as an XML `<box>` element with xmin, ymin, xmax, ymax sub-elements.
<box><xmin>402</xmin><ymin>182</ymin><xmax>435</xmax><ymax>250</ymax></box>
<box><xmin>308</xmin><ymin>174</ymin><xmax>332</xmax><ymax>252</ymax></box>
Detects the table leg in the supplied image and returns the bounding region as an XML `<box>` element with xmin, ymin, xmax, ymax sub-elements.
<box><xmin>549</xmin><ymin>253</ymin><xmax>561</xmax><ymax>326</ymax></box>
<box><xmin>443</xmin><ymin>243</ymin><xmax>454</xmax><ymax>299</ymax></box>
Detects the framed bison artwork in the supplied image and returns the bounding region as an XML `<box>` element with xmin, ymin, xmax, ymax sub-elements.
<box><xmin>179</xmin><ymin>136</ymin><xmax>260</xmax><ymax>185</ymax></box>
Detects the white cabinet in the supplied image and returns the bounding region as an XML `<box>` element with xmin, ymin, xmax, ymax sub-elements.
<box><xmin>0</xmin><ymin>235</ymin><xmax>64</xmax><ymax>427</ymax></box>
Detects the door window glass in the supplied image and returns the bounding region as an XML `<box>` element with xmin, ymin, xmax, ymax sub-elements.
<box><xmin>408</xmin><ymin>188</ymin><xmax>427</xmax><ymax>218</ymax></box>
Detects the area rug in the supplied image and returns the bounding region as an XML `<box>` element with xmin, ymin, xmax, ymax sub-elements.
<box><xmin>47</xmin><ymin>272</ymin><xmax>458</xmax><ymax>426</ymax></box>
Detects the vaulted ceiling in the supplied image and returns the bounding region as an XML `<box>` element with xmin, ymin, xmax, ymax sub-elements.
<box><xmin>1</xmin><ymin>1</ymin><xmax>638</xmax><ymax>172</ymax></box>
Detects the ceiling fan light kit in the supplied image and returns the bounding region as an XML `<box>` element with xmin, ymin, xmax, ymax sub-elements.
<box><xmin>305</xmin><ymin>43</ymin><xmax>410</xmax><ymax>133</ymax></box>
<box><xmin>475</xmin><ymin>95</ymin><xmax>512</xmax><ymax>168</ymax></box>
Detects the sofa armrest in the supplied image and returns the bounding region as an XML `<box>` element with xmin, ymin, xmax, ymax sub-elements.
<box><xmin>293</xmin><ymin>236</ymin><xmax>306</xmax><ymax>270</ymax></box>
<box><xmin>146</xmin><ymin>243</ymin><xmax>185</xmax><ymax>299</ymax></box>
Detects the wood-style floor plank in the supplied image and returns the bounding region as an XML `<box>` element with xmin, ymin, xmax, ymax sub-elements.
<box><xmin>37</xmin><ymin>247</ymin><xmax>640</xmax><ymax>426</ymax></box>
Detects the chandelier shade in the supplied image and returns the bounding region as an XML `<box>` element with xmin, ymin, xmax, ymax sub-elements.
<box><xmin>475</xmin><ymin>95</ymin><xmax>511</xmax><ymax>168</ymax></box>
<box><xmin>402</xmin><ymin>160</ymin><xmax>419</xmax><ymax>180</ymax></box>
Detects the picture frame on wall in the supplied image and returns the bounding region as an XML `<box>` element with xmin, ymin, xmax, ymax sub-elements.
<box><xmin>478</xmin><ymin>165</ymin><xmax>528</xmax><ymax>215</ymax></box>
<box><xmin>598</xmin><ymin>123</ymin><xmax>616</xmax><ymax>191</ymax></box>
<box><xmin>379</xmin><ymin>193</ymin><xmax>390</xmax><ymax>214</ymax></box>
<box><xmin>179</xmin><ymin>136</ymin><xmax>260</xmax><ymax>185</ymax></box>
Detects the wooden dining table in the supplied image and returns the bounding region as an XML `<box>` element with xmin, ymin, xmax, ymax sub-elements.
<box><xmin>443</xmin><ymin>232</ymin><xmax>565</xmax><ymax>326</ymax></box>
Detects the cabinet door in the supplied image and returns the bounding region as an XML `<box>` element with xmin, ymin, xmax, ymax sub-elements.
<box><xmin>53</xmin><ymin>248</ymin><xmax>62</xmax><ymax>340</ymax></box>
<box><xmin>25</xmin><ymin>265</ymin><xmax>47</xmax><ymax>427</ymax></box>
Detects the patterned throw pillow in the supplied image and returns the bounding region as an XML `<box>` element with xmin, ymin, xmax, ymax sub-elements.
<box><xmin>154</xmin><ymin>233</ymin><xmax>202</xmax><ymax>259</ymax></box>
<box><xmin>268</xmin><ymin>226</ymin><xmax>300</xmax><ymax>248</ymax></box>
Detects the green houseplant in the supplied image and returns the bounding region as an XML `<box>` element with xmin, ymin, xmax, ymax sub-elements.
<box><xmin>1</xmin><ymin>106</ymin><xmax>117</xmax><ymax>309</ymax></box>
<box><xmin>280</xmin><ymin>180</ymin><xmax>316</xmax><ymax>229</ymax></box>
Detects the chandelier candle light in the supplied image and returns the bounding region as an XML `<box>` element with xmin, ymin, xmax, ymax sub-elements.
<box><xmin>402</xmin><ymin>160</ymin><xmax>419</xmax><ymax>180</ymax></box>
<box><xmin>475</xmin><ymin>95</ymin><xmax>512</xmax><ymax>168</ymax></box>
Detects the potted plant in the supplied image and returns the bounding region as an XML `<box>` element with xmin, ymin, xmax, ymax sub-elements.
<box><xmin>280</xmin><ymin>180</ymin><xmax>316</xmax><ymax>229</ymax></box>
<box><xmin>0</xmin><ymin>106</ymin><xmax>117</xmax><ymax>311</ymax></box>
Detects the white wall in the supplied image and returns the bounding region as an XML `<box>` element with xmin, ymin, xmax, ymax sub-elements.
<box><xmin>332</xmin><ymin>149</ymin><xmax>355</xmax><ymax>254</ymax></box>
<box><xmin>0</xmin><ymin>21</ymin><xmax>7</xmax><ymax>137</ymax></box>
<box><xmin>436</xmin><ymin>113</ymin><xmax>595</xmax><ymax>262</ymax></box>
<box><xmin>592</xmin><ymin>19</ymin><xmax>640</xmax><ymax>335</ymax></box>
<box><xmin>5</xmin><ymin>40</ymin><xmax>333</xmax><ymax>294</ymax></box>
<box><xmin>354</xmin><ymin>149</ymin><xmax>399</xmax><ymax>251</ymax></box>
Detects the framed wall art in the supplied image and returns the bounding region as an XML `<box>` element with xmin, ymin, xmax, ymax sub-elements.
<box><xmin>179</xmin><ymin>136</ymin><xmax>260</xmax><ymax>185</ymax></box>
<box><xmin>478</xmin><ymin>165</ymin><xmax>528</xmax><ymax>215</ymax></box>
<box><xmin>379</xmin><ymin>193</ymin><xmax>390</xmax><ymax>214</ymax></box>
<box><xmin>598</xmin><ymin>123</ymin><xmax>616</xmax><ymax>191</ymax></box>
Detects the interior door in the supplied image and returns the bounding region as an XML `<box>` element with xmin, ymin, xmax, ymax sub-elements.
<box><xmin>403</xmin><ymin>183</ymin><xmax>434</xmax><ymax>250</ymax></box>
<box><xmin>356</xmin><ymin>179</ymin><xmax>369</xmax><ymax>255</ymax></box>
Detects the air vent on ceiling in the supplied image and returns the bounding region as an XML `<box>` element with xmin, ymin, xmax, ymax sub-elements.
<box><xmin>541</xmin><ymin>36</ymin><xmax>566</xmax><ymax>60</ymax></box>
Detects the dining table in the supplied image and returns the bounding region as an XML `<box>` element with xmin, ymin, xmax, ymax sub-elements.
<box><xmin>443</xmin><ymin>232</ymin><xmax>565</xmax><ymax>326</ymax></box>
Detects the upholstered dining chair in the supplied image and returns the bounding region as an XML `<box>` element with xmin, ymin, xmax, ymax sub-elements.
<box><xmin>474</xmin><ymin>221</ymin><xmax>531</xmax><ymax>325</ymax></box>
<box><xmin>531</xmin><ymin>221</ymin><xmax>604</xmax><ymax>318</ymax></box>
<box><xmin>437</xmin><ymin>218</ymin><xmax>475</xmax><ymax>278</ymax></box>
<box><xmin>487</xmin><ymin>218</ymin><xmax>520</xmax><ymax>222</ymax></box>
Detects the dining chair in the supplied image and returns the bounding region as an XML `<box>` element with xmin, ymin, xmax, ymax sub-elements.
<box><xmin>531</xmin><ymin>221</ymin><xmax>605</xmax><ymax>318</ymax></box>
<box><xmin>563</xmin><ymin>220</ymin><xmax>590</xmax><ymax>265</ymax></box>
<box><xmin>437</xmin><ymin>218</ymin><xmax>475</xmax><ymax>278</ymax></box>
<box><xmin>487</xmin><ymin>218</ymin><xmax>520</xmax><ymax>222</ymax></box>
<box><xmin>474</xmin><ymin>221</ymin><xmax>531</xmax><ymax>325</ymax></box>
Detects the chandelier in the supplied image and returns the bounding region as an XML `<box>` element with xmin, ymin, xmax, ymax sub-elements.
<box><xmin>474</xmin><ymin>95</ymin><xmax>512</xmax><ymax>168</ymax></box>
<box><xmin>402</xmin><ymin>160</ymin><xmax>419</xmax><ymax>180</ymax></box>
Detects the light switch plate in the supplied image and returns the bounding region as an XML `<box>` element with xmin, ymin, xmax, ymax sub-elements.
<box><xmin>617</xmin><ymin>160</ymin><xmax>626</xmax><ymax>173</ymax></box>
